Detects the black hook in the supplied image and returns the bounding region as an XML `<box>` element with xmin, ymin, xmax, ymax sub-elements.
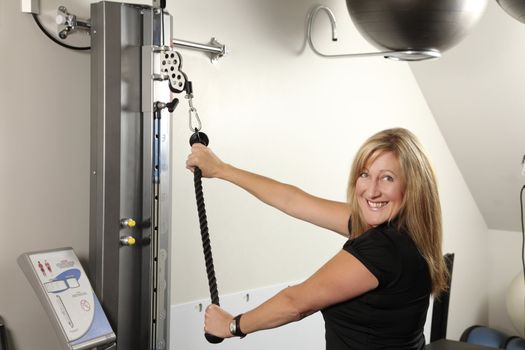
<box><xmin>185</xmin><ymin>81</ymin><xmax>193</xmax><ymax>95</ymax></box>
<box><xmin>166</xmin><ymin>98</ymin><xmax>179</xmax><ymax>113</ymax></box>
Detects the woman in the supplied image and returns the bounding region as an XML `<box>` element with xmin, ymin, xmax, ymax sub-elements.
<box><xmin>186</xmin><ymin>128</ymin><xmax>448</xmax><ymax>349</ymax></box>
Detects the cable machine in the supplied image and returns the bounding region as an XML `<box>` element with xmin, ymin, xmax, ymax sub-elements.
<box><xmin>88</xmin><ymin>2</ymin><xmax>224</xmax><ymax>349</ymax></box>
<box><xmin>18</xmin><ymin>0</ymin><xmax>226</xmax><ymax>348</ymax></box>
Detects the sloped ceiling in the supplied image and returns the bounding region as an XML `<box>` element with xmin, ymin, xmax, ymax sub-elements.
<box><xmin>409</xmin><ymin>0</ymin><xmax>525</xmax><ymax>232</ymax></box>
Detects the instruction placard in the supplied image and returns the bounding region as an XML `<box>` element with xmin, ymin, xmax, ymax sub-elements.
<box><xmin>19</xmin><ymin>248</ymin><xmax>115</xmax><ymax>350</ymax></box>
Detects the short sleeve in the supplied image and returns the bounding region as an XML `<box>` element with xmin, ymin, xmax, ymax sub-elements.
<box><xmin>343</xmin><ymin>229</ymin><xmax>400</xmax><ymax>288</ymax></box>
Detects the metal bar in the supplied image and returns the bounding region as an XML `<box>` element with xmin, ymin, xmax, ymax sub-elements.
<box><xmin>141</xmin><ymin>11</ymin><xmax>156</xmax><ymax>350</ymax></box>
<box><xmin>142</xmin><ymin>9</ymin><xmax>173</xmax><ymax>350</ymax></box>
<box><xmin>173</xmin><ymin>38</ymin><xmax>222</xmax><ymax>54</ymax></box>
<box><xmin>154</xmin><ymin>12</ymin><xmax>173</xmax><ymax>350</ymax></box>
<box><xmin>172</xmin><ymin>38</ymin><xmax>226</xmax><ymax>62</ymax></box>
<box><xmin>306</xmin><ymin>5</ymin><xmax>441</xmax><ymax>61</ymax></box>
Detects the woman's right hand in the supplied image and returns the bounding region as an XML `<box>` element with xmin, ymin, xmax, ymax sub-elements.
<box><xmin>186</xmin><ymin>144</ymin><xmax>226</xmax><ymax>178</ymax></box>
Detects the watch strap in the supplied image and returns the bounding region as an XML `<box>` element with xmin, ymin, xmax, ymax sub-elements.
<box><xmin>233</xmin><ymin>314</ymin><xmax>246</xmax><ymax>338</ymax></box>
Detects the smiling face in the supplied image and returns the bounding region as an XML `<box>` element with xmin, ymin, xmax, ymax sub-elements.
<box><xmin>355</xmin><ymin>151</ymin><xmax>405</xmax><ymax>228</ymax></box>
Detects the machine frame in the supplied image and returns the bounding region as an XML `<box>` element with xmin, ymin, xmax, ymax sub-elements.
<box><xmin>89</xmin><ymin>2</ymin><xmax>172</xmax><ymax>349</ymax></box>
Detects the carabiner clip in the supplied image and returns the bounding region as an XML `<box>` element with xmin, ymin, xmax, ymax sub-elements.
<box><xmin>189</xmin><ymin>107</ymin><xmax>202</xmax><ymax>132</ymax></box>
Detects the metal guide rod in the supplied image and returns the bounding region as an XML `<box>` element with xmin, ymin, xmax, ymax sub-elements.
<box><xmin>173</xmin><ymin>38</ymin><xmax>223</xmax><ymax>54</ymax></box>
<box><xmin>172</xmin><ymin>38</ymin><xmax>226</xmax><ymax>62</ymax></box>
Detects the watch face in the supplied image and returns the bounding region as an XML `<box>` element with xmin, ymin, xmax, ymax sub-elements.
<box><xmin>229</xmin><ymin>320</ymin><xmax>236</xmax><ymax>335</ymax></box>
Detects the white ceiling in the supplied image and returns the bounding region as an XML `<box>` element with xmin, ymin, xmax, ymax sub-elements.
<box><xmin>409</xmin><ymin>0</ymin><xmax>525</xmax><ymax>232</ymax></box>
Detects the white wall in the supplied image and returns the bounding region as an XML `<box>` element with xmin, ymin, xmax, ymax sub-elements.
<box><xmin>168</xmin><ymin>0</ymin><xmax>489</xmax><ymax>342</ymax></box>
<box><xmin>488</xmin><ymin>229</ymin><xmax>524</xmax><ymax>336</ymax></box>
<box><xmin>410</xmin><ymin>0</ymin><xmax>525</xmax><ymax>233</ymax></box>
<box><xmin>0</xmin><ymin>1</ymin><xmax>91</xmax><ymax>349</ymax></box>
<box><xmin>0</xmin><ymin>0</ymin><xmax>489</xmax><ymax>349</ymax></box>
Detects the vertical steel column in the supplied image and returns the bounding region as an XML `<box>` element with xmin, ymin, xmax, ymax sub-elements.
<box><xmin>142</xmin><ymin>7</ymin><xmax>173</xmax><ymax>350</ymax></box>
<box><xmin>90</xmin><ymin>0</ymin><xmax>123</xmax><ymax>338</ymax></box>
<box><xmin>90</xmin><ymin>2</ymin><xmax>172</xmax><ymax>349</ymax></box>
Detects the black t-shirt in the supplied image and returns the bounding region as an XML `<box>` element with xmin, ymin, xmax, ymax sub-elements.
<box><xmin>321</xmin><ymin>221</ymin><xmax>431</xmax><ymax>350</ymax></box>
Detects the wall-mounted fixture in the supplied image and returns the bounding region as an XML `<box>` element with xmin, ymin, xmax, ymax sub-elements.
<box><xmin>497</xmin><ymin>0</ymin><xmax>525</xmax><ymax>23</ymax></box>
<box><xmin>307</xmin><ymin>0</ymin><xmax>488</xmax><ymax>62</ymax></box>
<box><xmin>55</xmin><ymin>6</ymin><xmax>90</xmax><ymax>40</ymax></box>
<box><xmin>24</xmin><ymin>1</ymin><xmax>226</xmax><ymax>62</ymax></box>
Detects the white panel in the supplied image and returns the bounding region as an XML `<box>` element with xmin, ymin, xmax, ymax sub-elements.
<box><xmin>171</xmin><ymin>282</ymin><xmax>435</xmax><ymax>348</ymax></box>
<box><xmin>20</xmin><ymin>0</ymin><xmax>39</xmax><ymax>14</ymax></box>
<box><xmin>171</xmin><ymin>282</ymin><xmax>324</xmax><ymax>349</ymax></box>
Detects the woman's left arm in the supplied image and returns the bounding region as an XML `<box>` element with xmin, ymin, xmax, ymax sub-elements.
<box><xmin>204</xmin><ymin>250</ymin><xmax>379</xmax><ymax>338</ymax></box>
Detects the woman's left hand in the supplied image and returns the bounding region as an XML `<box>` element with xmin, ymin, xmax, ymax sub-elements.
<box><xmin>204</xmin><ymin>304</ymin><xmax>234</xmax><ymax>339</ymax></box>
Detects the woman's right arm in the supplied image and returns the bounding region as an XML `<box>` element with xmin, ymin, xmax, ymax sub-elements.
<box><xmin>186</xmin><ymin>144</ymin><xmax>350</xmax><ymax>236</ymax></box>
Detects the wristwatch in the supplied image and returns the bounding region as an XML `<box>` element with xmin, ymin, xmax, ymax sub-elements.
<box><xmin>229</xmin><ymin>314</ymin><xmax>247</xmax><ymax>338</ymax></box>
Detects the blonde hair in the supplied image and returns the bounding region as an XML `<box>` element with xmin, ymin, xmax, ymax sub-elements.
<box><xmin>347</xmin><ymin>128</ymin><xmax>448</xmax><ymax>296</ymax></box>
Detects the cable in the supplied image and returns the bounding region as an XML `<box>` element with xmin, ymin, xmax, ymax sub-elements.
<box><xmin>32</xmin><ymin>13</ymin><xmax>90</xmax><ymax>51</ymax></box>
